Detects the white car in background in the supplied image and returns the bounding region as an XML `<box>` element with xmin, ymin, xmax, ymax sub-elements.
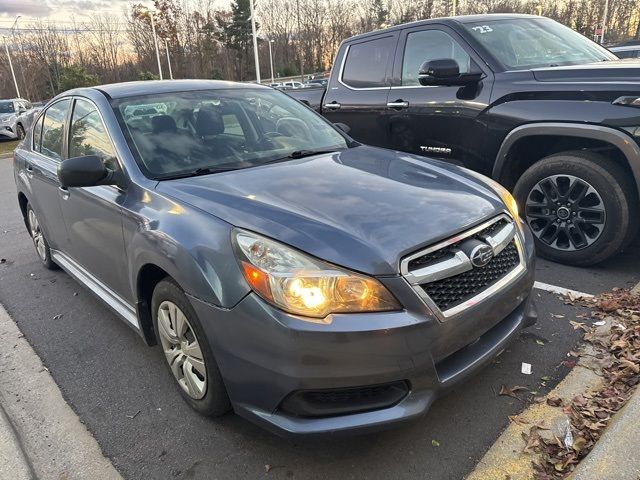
<box><xmin>0</xmin><ymin>98</ymin><xmax>34</xmax><ymax>141</ymax></box>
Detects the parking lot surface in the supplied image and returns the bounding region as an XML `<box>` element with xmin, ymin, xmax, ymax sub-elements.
<box><xmin>0</xmin><ymin>155</ymin><xmax>637</xmax><ymax>479</ymax></box>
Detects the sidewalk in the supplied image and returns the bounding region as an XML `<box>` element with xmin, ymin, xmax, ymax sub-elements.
<box><xmin>0</xmin><ymin>303</ymin><xmax>122</xmax><ymax>480</ymax></box>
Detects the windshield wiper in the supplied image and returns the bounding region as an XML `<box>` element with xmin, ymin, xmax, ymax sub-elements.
<box><xmin>287</xmin><ymin>149</ymin><xmax>340</xmax><ymax>159</ymax></box>
<box><xmin>157</xmin><ymin>166</ymin><xmax>239</xmax><ymax>180</ymax></box>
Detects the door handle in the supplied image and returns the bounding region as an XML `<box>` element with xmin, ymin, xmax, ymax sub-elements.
<box><xmin>58</xmin><ymin>186</ymin><xmax>70</xmax><ymax>200</ymax></box>
<box><xmin>387</xmin><ymin>100</ymin><xmax>409</xmax><ymax>109</ymax></box>
<box><xmin>25</xmin><ymin>165</ymin><xmax>34</xmax><ymax>177</ymax></box>
<box><xmin>324</xmin><ymin>102</ymin><xmax>341</xmax><ymax>110</ymax></box>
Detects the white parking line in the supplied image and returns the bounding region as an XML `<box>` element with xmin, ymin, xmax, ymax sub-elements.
<box><xmin>534</xmin><ymin>281</ymin><xmax>594</xmax><ymax>299</ymax></box>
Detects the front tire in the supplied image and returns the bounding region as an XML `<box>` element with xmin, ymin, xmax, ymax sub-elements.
<box><xmin>16</xmin><ymin>124</ymin><xmax>25</xmax><ymax>140</ymax></box>
<box><xmin>151</xmin><ymin>278</ymin><xmax>231</xmax><ymax>416</ymax></box>
<box><xmin>26</xmin><ymin>204</ymin><xmax>58</xmax><ymax>270</ymax></box>
<box><xmin>514</xmin><ymin>151</ymin><xmax>637</xmax><ymax>266</ymax></box>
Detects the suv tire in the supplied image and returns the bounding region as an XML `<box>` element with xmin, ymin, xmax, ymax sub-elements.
<box><xmin>514</xmin><ymin>151</ymin><xmax>638</xmax><ymax>266</ymax></box>
<box><xmin>151</xmin><ymin>278</ymin><xmax>231</xmax><ymax>416</ymax></box>
<box><xmin>17</xmin><ymin>124</ymin><xmax>25</xmax><ymax>140</ymax></box>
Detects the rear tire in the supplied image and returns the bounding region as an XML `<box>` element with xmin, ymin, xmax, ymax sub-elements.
<box><xmin>26</xmin><ymin>204</ymin><xmax>58</xmax><ymax>270</ymax></box>
<box><xmin>151</xmin><ymin>278</ymin><xmax>231</xmax><ymax>417</ymax></box>
<box><xmin>513</xmin><ymin>151</ymin><xmax>637</xmax><ymax>266</ymax></box>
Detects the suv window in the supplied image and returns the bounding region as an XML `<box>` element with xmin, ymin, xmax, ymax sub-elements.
<box><xmin>402</xmin><ymin>30</ymin><xmax>471</xmax><ymax>86</ymax></box>
<box><xmin>41</xmin><ymin>99</ymin><xmax>71</xmax><ymax>161</ymax></box>
<box><xmin>342</xmin><ymin>36</ymin><xmax>395</xmax><ymax>88</ymax></box>
<box><xmin>69</xmin><ymin>98</ymin><xmax>118</xmax><ymax>170</ymax></box>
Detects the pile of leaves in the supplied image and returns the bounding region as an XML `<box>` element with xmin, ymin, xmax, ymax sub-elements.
<box><xmin>529</xmin><ymin>288</ymin><xmax>640</xmax><ymax>479</ymax></box>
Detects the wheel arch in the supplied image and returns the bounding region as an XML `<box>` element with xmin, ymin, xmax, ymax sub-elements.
<box><xmin>135</xmin><ymin>263</ymin><xmax>174</xmax><ymax>346</ymax></box>
<box><xmin>493</xmin><ymin>123</ymin><xmax>640</xmax><ymax>200</ymax></box>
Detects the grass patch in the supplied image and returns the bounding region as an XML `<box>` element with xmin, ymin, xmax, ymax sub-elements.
<box><xmin>0</xmin><ymin>140</ymin><xmax>19</xmax><ymax>156</ymax></box>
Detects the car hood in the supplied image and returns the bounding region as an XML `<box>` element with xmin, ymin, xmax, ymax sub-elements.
<box><xmin>532</xmin><ymin>61</ymin><xmax>640</xmax><ymax>83</ymax></box>
<box><xmin>155</xmin><ymin>146</ymin><xmax>505</xmax><ymax>275</ymax></box>
<box><xmin>0</xmin><ymin>113</ymin><xmax>15</xmax><ymax>122</ymax></box>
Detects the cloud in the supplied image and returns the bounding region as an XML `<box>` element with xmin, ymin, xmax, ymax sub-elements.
<box><xmin>0</xmin><ymin>0</ymin><xmax>53</xmax><ymax>17</ymax></box>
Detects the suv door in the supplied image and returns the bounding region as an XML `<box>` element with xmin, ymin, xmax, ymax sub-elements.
<box><xmin>23</xmin><ymin>99</ymin><xmax>71</xmax><ymax>251</ymax></box>
<box><xmin>387</xmin><ymin>25</ymin><xmax>494</xmax><ymax>173</ymax></box>
<box><xmin>322</xmin><ymin>32</ymin><xmax>398</xmax><ymax>147</ymax></box>
<box><xmin>59</xmin><ymin>97</ymin><xmax>129</xmax><ymax>299</ymax></box>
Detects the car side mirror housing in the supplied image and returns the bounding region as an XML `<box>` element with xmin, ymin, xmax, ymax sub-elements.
<box><xmin>334</xmin><ymin>122</ymin><xmax>351</xmax><ymax>134</ymax></box>
<box><xmin>418</xmin><ymin>59</ymin><xmax>484</xmax><ymax>87</ymax></box>
<box><xmin>58</xmin><ymin>155</ymin><xmax>115</xmax><ymax>188</ymax></box>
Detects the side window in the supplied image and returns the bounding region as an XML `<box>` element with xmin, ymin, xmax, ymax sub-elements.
<box><xmin>342</xmin><ymin>36</ymin><xmax>395</xmax><ymax>88</ymax></box>
<box><xmin>401</xmin><ymin>30</ymin><xmax>471</xmax><ymax>86</ymax></box>
<box><xmin>69</xmin><ymin>98</ymin><xmax>118</xmax><ymax>171</ymax></box>
<box><xmin>32</xmin><ymin>114</ymin><xmax>44</xmax><ymax>152</ymax></box>
<box><xmin>41</xmin><ymin>99</ymin><xmax>71</xmax><ymax>161</ymax></box>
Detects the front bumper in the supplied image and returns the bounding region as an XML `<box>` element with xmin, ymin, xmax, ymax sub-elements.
<box><xmin>189</xmin><ymin>225</ymin><xmax>537</xmax><ymax>436</ymax></box>
<box><xmin>0</xmin><ymin>125</ymin><xmax>18</xmax><ymax>140</ymax></box>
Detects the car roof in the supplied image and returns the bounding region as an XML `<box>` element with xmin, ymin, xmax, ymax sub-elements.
<box><xmin>610</xmin><ymin>45</ymin><xmax>640</xmax><ymax>52</ymax></box>
<box><xmin>345</xmin><ymin>13</ymin><xmax>544</xmax><ymax>42</ymax></box>
<box><xmin>75</xmin><ymin>79</ymin><xmax>270</xmax><ymax>100</ymax></box>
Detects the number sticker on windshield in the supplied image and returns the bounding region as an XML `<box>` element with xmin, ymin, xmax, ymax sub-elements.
<box><xmin>472</xmin><ymin>25</ymin><xmax>493</xmax><ymax>34</ymax></box>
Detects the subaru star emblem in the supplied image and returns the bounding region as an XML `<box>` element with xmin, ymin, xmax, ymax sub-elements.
<box><xmin>470</xmin><ymin>244</ymin><xmax>494</xmax><ymax>267</ymax></box>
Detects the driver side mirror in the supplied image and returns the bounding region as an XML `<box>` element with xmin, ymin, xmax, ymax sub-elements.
<box><xmin>418</xmin><ymin>59</ymin><xmax>484</xmax><ymax>87</ymax></box>
<box><xmin>58</xmin><ymin>155</ymin><xmax>115</xmax><ymax>188</ymax></box>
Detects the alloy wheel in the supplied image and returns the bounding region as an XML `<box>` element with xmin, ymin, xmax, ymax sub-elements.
<box><xmin>157</xmin><ymin>300</ymin><xmax>207</xmax><ymax>400</ymax></box>
<box><xmin>525</xmin><ymin>174</ymin><xmax>606</xmax><ymax>251</ymax></box>
<box><xmin>28</xmin><ymin>209</ymin><xmax>47</xmax><ymax>261</ymax></box>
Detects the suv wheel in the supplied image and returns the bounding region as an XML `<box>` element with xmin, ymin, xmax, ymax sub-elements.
<box><xmin>26</xmin><ymin>204</ymin><xmax>58</xmax><ymax>270</ymax></box>
<box><xmin>17</xmin><ymin>124</ymin><xmax>25</xmax><ymax>140</ymax></box>
<box><xmin>514</xmin><ymin>151</ymin><xmax>638</xmax><ymax>266</ymax></box>
<box><xmin>151</xmin><ymin>278</ymin><xmax>231</xmax><ymax>416</ymax></box>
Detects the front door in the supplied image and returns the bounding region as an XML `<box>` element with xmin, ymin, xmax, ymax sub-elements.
<box><xmin>386</xmin><ymin>25</ymin><xmax>494</xmax><ymax>173</ymax></box>
<box><xmin>59</xmin><ymin>97</ymin><xmax>129</xmax><ymax>300</ymax></box>
<box><xmin>322</xmin><ymin>32</ymin><xmax>398</xmax><ymax>148</ymax></box>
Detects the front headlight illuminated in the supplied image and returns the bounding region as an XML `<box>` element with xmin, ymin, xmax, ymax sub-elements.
<box><xmin>233</xmin><ymin>230</ymin><xmax>401</xmax><ymax>321</ymax></box>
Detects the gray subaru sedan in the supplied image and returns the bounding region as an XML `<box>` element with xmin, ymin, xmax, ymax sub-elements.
<box><xmin>13</xmin><ymin>80</ymin><xmax>536</xmax><ymax>436</ymax></box>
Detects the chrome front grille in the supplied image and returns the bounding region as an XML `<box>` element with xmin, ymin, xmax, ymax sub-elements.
<box><xmin>400</xmin><ymin>215</ymin><xmax>525</xmax><ymax>320</ymax></box>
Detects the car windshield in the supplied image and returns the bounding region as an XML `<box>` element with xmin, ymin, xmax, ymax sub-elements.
<box><xmin>0</xmin><ymin>101</ymin><xmax>15</xmax><ymax>114</ymax></box>
<box><xmin>464</xmin><ymin>18</ymin><xmax>617</xmax><ymax>70</ymax></box>
<box><xmin>112</xmin><ymin>88</ymin><xmax>349</xmax><ymax>179</ymax></box>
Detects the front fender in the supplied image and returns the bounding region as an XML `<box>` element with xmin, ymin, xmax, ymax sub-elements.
<box><xmin>492</xmin><ymin>122</ymin><xmax>640</xmax><ymax>200</ymax></box>
<box><xmin>123</xmin><ymin>187</ymin><xmax>251</xmax><ymax>309</ymax></box>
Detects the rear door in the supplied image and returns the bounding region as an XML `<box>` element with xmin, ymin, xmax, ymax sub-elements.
<box><xmin>386</xmin><ymin>25</ymin><xmax>494</xmax><ymax>173</ymax></box>
<box><xmin>23</xmin><ymin>99</ymin><xmax>72</xmax><ymax>251</ymax></box>
<box><xmin>322</xmin><ymin>32</ymin><xmax>398</xmax><ymax>148</ymax></box>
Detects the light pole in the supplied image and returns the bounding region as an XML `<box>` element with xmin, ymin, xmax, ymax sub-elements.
<box><xmin>296</xmin><ymin>0</ymin><xmax>304</xmax><ymax>82</ymax></box>
<box><xmin>164</xmin><ymin>39</ymin><xmax>173</xmax><ymax>79</ymax></box>
<box><xmin>249</xmin><ymin>0</ymin><xmax>261</xmax><ymax>83</ymax></box>
<box><xmin>268</xmin><ymin>40</ymin><xmax>275</xmax><ymax>84</ymax></box>
<box><xmin>10</xmin><ymin>16</ymin><xmax>28</xmax><ymax>99</ymax></box>
<box><xmin>3</xmin><ymin>37</ymin><xmax>20</xmax><ymax>98</ymax></box>
<box><xmin>142</xmin><ymin>8</ymin><xmax>163</xmax><ymax>80</ymax></box>
<box><xmin>452</xmin><ymin>0</ymin><xmax>457</xmax><ymax>16</ymax></box>
<box><xmin>600</xmin><ymin>0</ymin><xmax>610</xmax><ymax>44</ymax></box>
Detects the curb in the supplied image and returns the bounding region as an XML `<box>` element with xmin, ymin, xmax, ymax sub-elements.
<box><xmin>0</xmin><ymin>401</ymin><xmax>35</xmax><ymax>480</ymax></box>
<box><xmin>569</xmin><ymin>387</ymin><xmax>640</xmax><ymax>479</ymax></box>
<box><xmin>0</xmin><ymin>303</ymin><xmax>123</xmax><ymax>480</ymax></box>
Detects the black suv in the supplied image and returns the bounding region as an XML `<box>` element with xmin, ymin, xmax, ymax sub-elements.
<box><xmin>290</xmin><ymin>14</ymin><xmax>640</xmax><ymax>266</ymax></box>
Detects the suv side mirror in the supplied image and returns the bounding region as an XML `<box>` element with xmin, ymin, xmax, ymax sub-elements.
<box><xmin>418</xmin><ymin>59</ymin><xmax>484</xmax><ymax>87</ymax></box>
<box><xmin>58</xmin><ymin>155</ymin><xmax>115</xmax><ymax>188</ymax></box>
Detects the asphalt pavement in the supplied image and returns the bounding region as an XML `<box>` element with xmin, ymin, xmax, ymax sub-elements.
<box><xmin>0</xmin><ymin>154</ymin><xmax>638</xmax><ymax>480</ymax></box>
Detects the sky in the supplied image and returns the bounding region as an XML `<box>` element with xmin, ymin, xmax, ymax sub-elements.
<box><xmin>0</xmin><ymin>0</ymin><xmax>228</xmax><ymax>26</ymax></box>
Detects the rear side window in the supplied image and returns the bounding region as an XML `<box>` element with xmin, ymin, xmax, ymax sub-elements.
<box><xmin>615</xmin><ymin>50</ymin><xmax>637</xmax><ymax>59</ymax></box>
<box><xmin>41</xmin><ymin>99</ymin><xmax>71</xmax><ymax>161</ymax></box>
<box><xmin>342</xmin><ymin>36</ymin><xmax>395</xmax><ymax>88</ymax></box>
<box><xmin>402</xmin><ymin>30</ymin><xmax>471</xmax><ymax>86</ymax></box>
<box><xmin>69</xmin><ymin>98</ymin><xmax>118</xmax><ymax>170</ymax></box>
<box><xmin>32</xmin><ymin>114</ymin><xmax>44</xmax><ymax>152</ymax></box>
